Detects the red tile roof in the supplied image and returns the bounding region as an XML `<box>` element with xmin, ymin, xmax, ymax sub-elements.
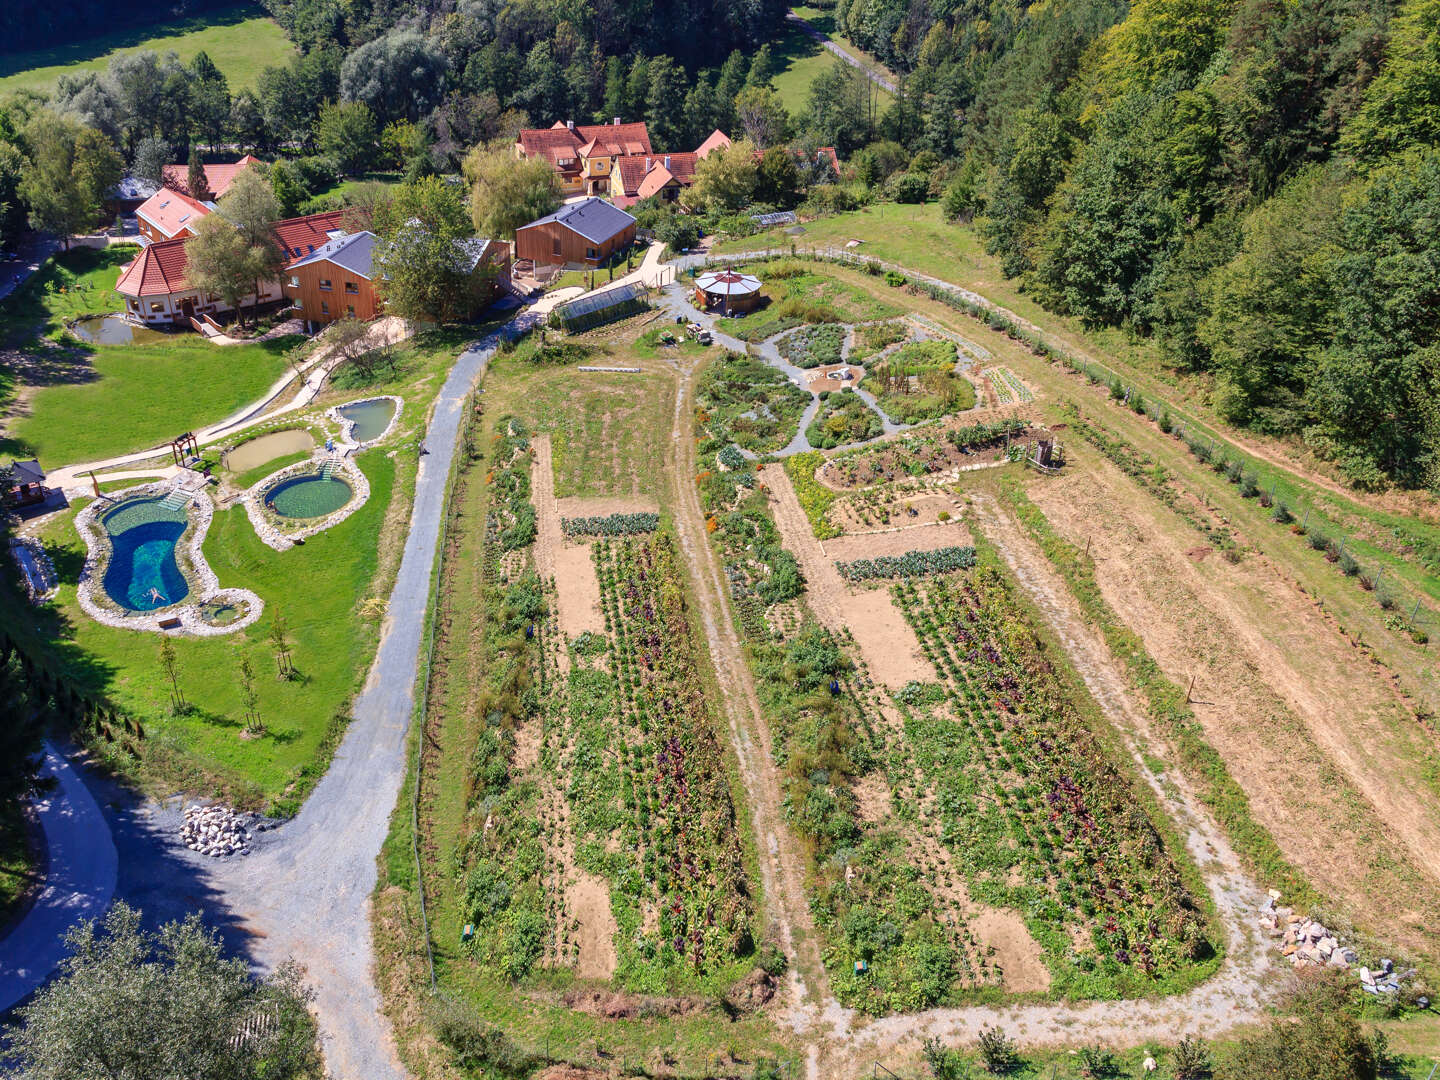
<box><xmin>517</xmin><ymin>121</ymin><xmax>653</xmax><ymax>169</ymax></box>
<box><xmin>160</xmin><ymin>155</ymin><xmax>263</xmax><ymax>199</ymax></box>
<box><xmin>115</xmin><ymin>209</ymin><xmax>354</xmax><ymax>300</ymax></box>
<box><xmin>695</xmin><ymin>130</ymin><xmax>731</xmax><ymax>159</ymax></box>
<box><xmin>116</xmin><ymin>237</ymin><xmax>191</xmax><ymax>297</ymax></box>
<box><xmin>271</xmin><ymin>210</ymin><xmax>347</xmax><ymax>266</ymax></box>
<box><xmin>614</xmin><ymin>153</ymin><xmax>702</xmax><ymax>205</ymax></box>
<box><xmin>134</xmin><ymin>188</ymin><xmax>212</xmax><ymax>239</ymax></box>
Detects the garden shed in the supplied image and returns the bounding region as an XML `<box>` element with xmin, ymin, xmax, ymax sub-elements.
<box><xmin>694</xmin><ymin>269</ymin><xmax>763</xmax><ymax>314</ymax></box>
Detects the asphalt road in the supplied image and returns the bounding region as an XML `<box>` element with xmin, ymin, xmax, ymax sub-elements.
<box><xmin>0</xmin><ymin>744</ymin><xmax>118</xmax><ymax>1014</ymax></box>
<box><xmin>0</xmin><ymin>303</ymin><xmax>540</xmax><ymax>1078</ymax></box>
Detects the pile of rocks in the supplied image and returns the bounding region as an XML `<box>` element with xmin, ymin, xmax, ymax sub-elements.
<box><xmin>1259</xmin><ymin>890</ymin><xmax>1419</xmax><ymax>999</ymax></box>
<box><xmin>181</xmin><ymin>804</ymin><xmax>253</xmax><ymax>857</ymax></box>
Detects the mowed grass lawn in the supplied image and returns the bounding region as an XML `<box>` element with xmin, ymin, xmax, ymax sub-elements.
<box><xmin>1</xmin><ymin>327</ymin><xmax>477</xmax><ymax>809</ymax></box>
<box><xmin>12</xmin><ymin>453</ymin><xmax>395</xmax><ymax>810</ymax></box>
<box><xmin>0</xmin><ymin>5</ymin><xmax>293</xmax><ymax>94</ymax></box>
<box><xmin>0</xmin><ymin>246</ymin><xmax>296</xmax><ymax>465</ymax></box>
<box><xmin>773</xmin><ymin>6</ymin><xmax>893</xmax><ymax>116</ymax></box>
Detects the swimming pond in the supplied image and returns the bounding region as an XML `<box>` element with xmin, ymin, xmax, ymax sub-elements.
<box><xmin>100</xmin><ymin>496</ymin><xmax>190</xmax><ymax>611</ymax></box>
<box><xmin>265</xmin><ymin>473</ymin><xmax>353</xmax><ymax>519</ymax></box>
<box><xmin>335</xmin><ymin>398</ymin><xmax>397</xmax><ymax>444</ymax></box>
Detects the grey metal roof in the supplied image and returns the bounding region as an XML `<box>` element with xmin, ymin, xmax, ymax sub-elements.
<box><xmin>519</xmin><ymin>197</ymin><xmax>636</xmax><ymax>244</ymax></box>
<box><xmin>450</xmin><ymin>236</ymin><xmax>494</xmax><ymax>273</ymax></box>
<box><xmin>287</xmin><ymin>231</ymin><xmax>376</xmax><ymax>279</ymax></box>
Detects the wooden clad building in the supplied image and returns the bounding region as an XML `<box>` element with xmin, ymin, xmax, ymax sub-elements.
<box><xmin>513</xmin><ymin>198</ymin><xmax>637</xmax><ymax>269</ymax></box>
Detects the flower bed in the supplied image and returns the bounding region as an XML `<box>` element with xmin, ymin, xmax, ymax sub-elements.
<box><xmin>835</xmin><ymin>545</ymin><xmax>976</xmax><ymax>581</ymax></box>
<box><xmin>563</xmin><ymin>535</ymin><xmax>756</xmax><ymax>988</ymax></box>
<box><xmin>890</xmin><ymin>565</ymin><xmax>1217</xmax><ymax>996</ymax></box>
<box><xmin>694</xmin><ymin>351</ymin><xmax>810</xmax><ymax>456</ymax></box>
<box><xmin>74</xmin><ymin>482</ymin><xmax>263</xmax><ymax>636</ymax></box>
<box><xmin>805</xmin><ymin>389</ymin><xmax>883</xmax><ymax>450</ymax></box>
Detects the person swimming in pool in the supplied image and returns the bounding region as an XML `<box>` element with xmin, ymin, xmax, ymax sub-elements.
<box><xmin>147</xmin><ymin>587</ymin><xmax>167</xmax><ymax>605</ymax></box>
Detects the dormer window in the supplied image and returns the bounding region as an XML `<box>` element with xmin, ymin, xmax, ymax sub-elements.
<box><xmin>292</xmin><ymin>247</ymin><xmax>302</xmax><ymax>257</ymax></box>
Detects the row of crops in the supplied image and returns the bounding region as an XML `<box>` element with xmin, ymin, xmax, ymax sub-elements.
<box><xmin>890</xmin><ymin>566</ymin><xmax>1217</xmax><ymax>997</ymax></box>
<box><xmin>563</xmin><ymin>535</ymin><xmax>755</xmax><ymax>989</ymax></box>
<box><xmin>560</xmin><ymin>511</ymin><xmax>660</xmax><ymax>537</ymax></box>
<box><xmin>985</xmin><ymin>366</ymin><xmax>1035</xmax><ymax>404</ymax></box>
<box><xmin>491</xmin><ymin>417</ymin><xmax>537</xmax><ymax>551</ymax></box>
<box><xmin>835</xmin><ymin>545</ymin><xmax>976</xmax><ymax>581</ymax></box>
<box><xmin>453</xmin><ymin>417</ymin><xmax>553</xmax><ymax>981</ymax></box>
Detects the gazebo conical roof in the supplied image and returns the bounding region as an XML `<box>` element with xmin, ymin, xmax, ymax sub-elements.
<box><xmin>694</xmin><ymin>269</ymin><xmax>762</xmax><ymax>296</ymax></box>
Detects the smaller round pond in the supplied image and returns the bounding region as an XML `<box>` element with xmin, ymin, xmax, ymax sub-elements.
<box><xmin>71</xmin><ymin>315</ymin><xmax>170</xmax><ymax>346</ymax></box>
<box><xmin>336</xmin><ymin>398</ymin><xmax>396</xmax><ymax>443</ymax></box>
<box><xmin>101</xmin><ymin>496</ymin><xmax>190</xmax><ymax>612</ymax></box>
<box><xmin>265</xmin><ymin>473</ymin><xmax>354</xmax><ymax>519</ymax></box>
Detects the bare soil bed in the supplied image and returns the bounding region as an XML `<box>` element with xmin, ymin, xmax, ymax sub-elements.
<box><xmin>532</xmin><ymin>436</ymin><xmax>607</xmax><ymax>640</ymax></box>
<box><xmin>830</xmin><ymin>490</ymin><xmax>963</xmax><ymax>533</ymax></box>
<box><xmin>1030</xmin><ymin>452</ymin><xmax>1440</xmax><ymax>959</ymax></box>
<box><xmin>761</xmin><ymin>462</ymin><xmax>936</xmax><ymax>688</ymax></box>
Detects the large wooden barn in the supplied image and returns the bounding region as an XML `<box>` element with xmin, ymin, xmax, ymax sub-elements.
<box><xmin>514</xmin><ymin>198</ymin><xmax>637</xmax><ymax>269</ymax></box>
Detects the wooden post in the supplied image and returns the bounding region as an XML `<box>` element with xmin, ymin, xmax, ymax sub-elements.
<box><xmin>1084</xmin><ymin>536</ymin><xmax>1091</xmax><ymax>558</ymax></box>
<box><xmin>90</xmin><ymin>471</ymin><xmax>100</xmax><ymax>499</ymax></box>
<box><xmin>1411</xmin><ymin>598</ymin><xmax>1422</xmax><ymax>625</ymax></box>
<box><xmin>1186</xmin><ymin>674</ymin><xmax>1196</xmax><ymax>702</ymax></box>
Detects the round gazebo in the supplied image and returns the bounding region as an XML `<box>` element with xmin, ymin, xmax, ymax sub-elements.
<box><xmin>694</xmin><ymin>269</ymin><xmax>763</xmax><ymax>314</ymax></box>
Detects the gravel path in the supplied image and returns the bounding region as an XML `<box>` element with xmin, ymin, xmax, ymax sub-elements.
<box><xmin>0</xmin><ymin>743</ymin><xmax>117</xmax><ymax>1014</ymax></box>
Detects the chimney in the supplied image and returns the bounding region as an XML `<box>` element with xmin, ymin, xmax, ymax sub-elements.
<box><xmin>613</xmin><ymin>117</ymin><xmax>620</xmax><ymax>125</ymax></box>
<box><xmin>567</xmin><ymin>119</ymin><xmax>575</xmax><ymax>131</ymax></box>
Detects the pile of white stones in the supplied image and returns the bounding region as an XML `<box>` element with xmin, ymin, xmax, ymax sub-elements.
<box><xmin>181</xmin><ymin>804</ymin><xmax>253</xmax><ymax>858</ymax></box>
<box><xmin>1259</xmin><ymin>889</ymin><xmax>1421</xmax><ymax>1000</ymax></box>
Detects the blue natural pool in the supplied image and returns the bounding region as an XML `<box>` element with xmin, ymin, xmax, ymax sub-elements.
<box><xmin>265</xmin><ymin>473</ymin><xmax>353</xmax><ymax>519</ymax></box>
<box><xmin>101</xmin><ymin>497</ymin><xmax>189</xmax><ymax>612</ymax></box>
<box><xmin>336</xmin><ymin>398</ymin><xmax>395</xmax><ymax>443</ymax></box>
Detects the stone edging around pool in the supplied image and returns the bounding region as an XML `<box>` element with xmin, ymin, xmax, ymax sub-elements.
<box><xmin>243</xmin><ymin>453</ymin><xmax>372</xmax><ymax>551</ymax></box>
<box><xmin>326</xmin><ymin>394</ymin><xmax>403</xmax><ymax>450</ymax></box>
<box><xmin>74</xmin><ymin>482</ymin><xmax>264</xmax><ymax>636</ymax></box>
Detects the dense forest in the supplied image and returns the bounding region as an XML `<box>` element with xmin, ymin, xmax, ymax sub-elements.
<box><xmin>2</xmin><ymin>0</ymin><xmax>1439</xmax><ymax>488</ymax></box>
<box><xmin>827</xmin><ymin>0</ymin><xmax>1436</xmax><ymax>490</ymax></box>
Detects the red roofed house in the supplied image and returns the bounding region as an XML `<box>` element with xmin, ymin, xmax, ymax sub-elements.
<box><xmin>695</xmin><ymin>130</ymin><xmax>732</xmax><ymax>158</ymax></box>
<box><xmin>612</xmin><ymin>152</ymin><xmax>702</xmax><ymax>208</ymax></box>
<box><xmin>515</xmin><ymin>120</ymin><xmax>653</xmax><ymax>196</ymax></box>
<box><xmin>115</xmin><ymin>236</ymin><xmax>285</xmax><ymax>327</ymax></box>
<box><xmin>160</xmin><ymin>155</ymin><xmax>263</xmax><ymax>199</ymax></box>
<box><xmin>134</xmin><ymin>188</ymin><xmax>214</xmax><ymax>244</ymax></box>
<box><xmin>116</xmin><ymin>209</ymin><xmax>347</xmax><ymax>328</ymax></box>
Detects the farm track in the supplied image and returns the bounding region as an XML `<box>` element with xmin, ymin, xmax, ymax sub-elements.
<box><xmin>662</xmin><ymin>355</ymin><xmax>835</xmax><ymax>1073</ymax></box>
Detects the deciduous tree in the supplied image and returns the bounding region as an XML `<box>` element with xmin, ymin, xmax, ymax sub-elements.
<box><xmin>462</xmin><ymin>144</ymin><xmax>561</xmax><ymax>239</ymax></box>
<box><xmin>8</xmin><ymin>902</ymin><xmax>319</xmax><ymax>1080</ymax></box>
